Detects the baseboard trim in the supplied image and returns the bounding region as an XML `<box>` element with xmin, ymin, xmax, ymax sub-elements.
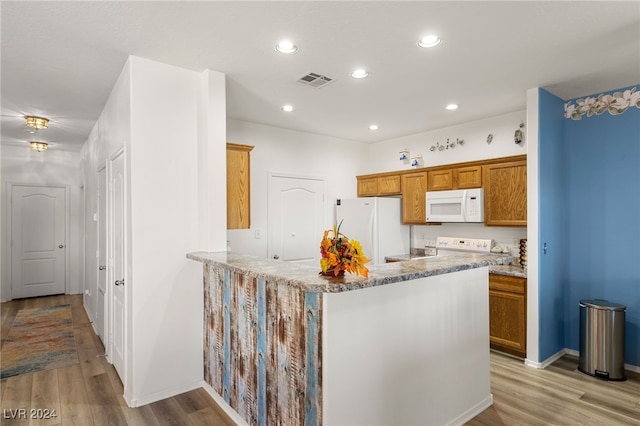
<box><xmin>447</xmin><ymin>394</ymin><xmax>494</xmax><ymax>426</ymax></box>
<box><xmin>525</xmin><ymin>348</ymin><xmax>568</xmax><ymax>369</ymax></box>
<box><xmin>625</xmin><ymin>363</ymin><xmax>640</xmax><ymax>373</ymax></box>
<box><xmin>129</xmin><ymin>380</ymin><xmax>202</xmax><ymax>408</ymax></box>
<box><xmin>525</xmin><ymin>348</ymin><xmax>640</xmax><ymax>372</ymax></box>
<box><xmin>201</xmin><ymin>381</ymin><xmax>249</xmax><ymax>426</ymax></box>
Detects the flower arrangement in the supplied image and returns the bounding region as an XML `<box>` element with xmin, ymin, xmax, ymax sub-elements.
<box><xmin>564</xmin><ymin>86</ymin><xmax>640</xmax><ymax>120</ymax></box>
<box><xmin>319</xmin><ymin>220</ymin><xmax>370</xmax><ymax>278</ymax></box>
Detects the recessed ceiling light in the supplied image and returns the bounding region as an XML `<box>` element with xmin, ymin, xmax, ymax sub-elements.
<box><xmin>445</xmin><ymin>104</ymin><xmax>459</xmax><ymax>111</ymax></box>
<box><xmin>418</xmin><ymin>35</ymin><xmax>441</xmax><ymax>48</ymax></box>
<box><xmin>275</xmin><ymin>40</ymin><xmax>298</xmax><ymax>54</ymax></box>
<box><xmin>351</xmin><ymin>69</ymin><xmax>369</xmax><ymax>79</ymax></box>
<box><xmin>369</xmin><ymin>124</ymin><xmax>379</xmax><ymax>130</ymax></box>
<box><xmin>281</xmin><ymin>105</ymin><xmax>294</xmax><ymax>112</ymax></box>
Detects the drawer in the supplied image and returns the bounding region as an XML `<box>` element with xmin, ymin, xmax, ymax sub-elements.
<box><xmin>489</xmin><ymin>274</ymin><xmax>526</xmax><ymax>294</ymax></box>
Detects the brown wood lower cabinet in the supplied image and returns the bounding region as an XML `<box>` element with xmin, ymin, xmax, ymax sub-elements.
<box><xmin>489</xmin><ymin>273</ymin><xmax>527</xmax><ymax>357</ymax></box>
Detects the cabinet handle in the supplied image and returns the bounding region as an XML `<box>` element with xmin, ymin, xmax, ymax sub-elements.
<box><xmin>99</xmin><ymin>266</ymin><xmax>106</xmax><ymax>271</ymax></box>
<box><xmin>115</xmin><ymin>279</ymin><xmax>125</xmax><ymax>286</ymax></box>
<box><xmin>273</xmin><ymin>255</ymin><xmax>279</xmax><ymax>260</ymax></box>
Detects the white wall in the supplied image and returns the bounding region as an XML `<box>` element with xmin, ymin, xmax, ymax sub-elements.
<box><xmin>226</xmin><ymin>119</ymin><xmax>369</xmax><ymax>258</ymax></box>
<box><xmin>367</xmin><ymin>110</ymin><xmax>527</xmax><ymax>172</ymax></box>
<box><xmin>1</xmin><ymin>145</ymin><xmax>83</xmax><ymax>301</ymax></box>
<box><xmin>81</xmin><ymin>56</ymin><xmax>227</xmax><ymax>407</ymax></box>
<box><xmin>127</xmin><ymin>56</ymin><xmax>206</xmax><ymax>406</ymax></box>
<box><xmin>367</xmin><ymin>110</ymin><xmax>528</xmax><ymax>252</ymax></box>
<box><xmin>525</xmin><ymin>88</ymin><xmax>540</xmax><ymax>366</ymax></box>
<box><xmin>81</xmin><ymin>59</ymin><xmax>132</xmax><ymax>327</ymax></box>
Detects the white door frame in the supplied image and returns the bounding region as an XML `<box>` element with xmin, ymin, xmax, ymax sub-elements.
<box><xmin>105</xmin><ymin>147</ymin><xmax>127</xmax><ymax>385</ymax></box>
<box><xmin>267</xmin><ymin>171</ymin><xmax>327</xmax><ymax>261</ymax></box>
<box><xmin>5</xmin><ymin>182</ymin><xmax>71</xmax><ymax>301</ymax></box>
<box><xmin>96</xmin><ymin>164</ymin><xmax>107</xmax><ymax>343</ymax></box>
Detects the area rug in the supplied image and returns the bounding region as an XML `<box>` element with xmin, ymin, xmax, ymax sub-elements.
<box><xmin>1</xmin><ymin>304</ymin><xmax>79</xmax><ymax>379</ymax></box>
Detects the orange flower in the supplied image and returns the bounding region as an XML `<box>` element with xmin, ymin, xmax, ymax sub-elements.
<box><xmin>319</xmin><ymin>220</ymin><xmax>370</xmax><ymax>278</ymax></box>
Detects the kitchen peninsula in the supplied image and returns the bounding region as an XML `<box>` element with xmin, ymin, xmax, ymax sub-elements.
<box><xmin>187</xmin><ymin>251</ymin><xmax>513</xmax><ymax>426</ymax></box>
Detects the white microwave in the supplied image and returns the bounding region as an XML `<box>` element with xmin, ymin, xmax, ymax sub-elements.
<box><xmin>426</xmin><ymin>188</ymin><xmax>484</xmax><ymax>223</ymax></box>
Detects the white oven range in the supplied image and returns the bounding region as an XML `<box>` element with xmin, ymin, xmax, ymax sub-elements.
<box><xmin>433</xmin><ymin>236</ymin><xmax>494</xmax><ymax>256</ymax></box>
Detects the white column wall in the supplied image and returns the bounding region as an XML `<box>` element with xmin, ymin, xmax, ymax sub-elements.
<box><xmin>81</xmin><ymin>59</ymin><xmax>132</xmax><ymax>328</ymax></box>
<box><xmin>127</xmin><ymin>56</ymin><xmax>201</xmax><ymax>405</ymax></box>
<box><xmin>80</xmin><ymin>56</ymin><xmax>226</xmax><ymax>406</ymax></box>
<box><xmin>198</xmin><ymin>70</ymin><xmax>228</xmax><ymax>251</ymax></box>
<box><xmin>524</xmin><ymin>88</ymin><xmax>540</xmax><ymax>366</ymax></box>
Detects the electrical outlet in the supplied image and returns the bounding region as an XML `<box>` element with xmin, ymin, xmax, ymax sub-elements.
<box><xmin>255</xmin><ymin>229</ymin><xmax>261</xmax><ymax>239</ymax></box>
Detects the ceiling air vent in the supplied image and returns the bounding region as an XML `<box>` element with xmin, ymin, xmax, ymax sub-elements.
<box><xmin>297</xmin><ymin>72</ymin><xmax>334</xmax><ymax>88</ymax></box>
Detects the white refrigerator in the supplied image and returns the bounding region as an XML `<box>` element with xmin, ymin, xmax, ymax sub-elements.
<box><xmin>335</xmin><ymin>197</ymin><xmax>410</xmax><ymax>265</ymax></box>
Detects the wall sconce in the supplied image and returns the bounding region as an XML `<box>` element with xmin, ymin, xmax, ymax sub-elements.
<box><xmin>30</xmin><ymin>141</ymin><xmax>48</xmax><ymax>152</ymax></box>
<box><xmin>411</xmin><ymin>154</ymin><xmax>423</xmax><ymax>167</ymax></box>
<box><xmin>399</xmin><ymin>149</ymin><xmax>409</xmax><ymax>161</ymax></box>
<box><xmin>25</xmin><ymin>116</ymin><xmax>49</xmax><ymax>131</ymax></box>
<box><xmin>514</xmin><ymin>122</ymin><xmax>525</xmax><ymax>145</ymax></box>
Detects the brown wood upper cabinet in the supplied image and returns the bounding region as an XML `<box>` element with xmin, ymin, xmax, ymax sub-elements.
<box><xmin>427</xmin><ymin>165</ymin><xmax>482</xmax><ymax>191</ymax></box>
<box><xmin>483</xmin><ymin>159</ymin><xmax>527</xmax><ymax>226</ymax></box>
<box><xmin>357</xmin><ymin>172</ymin><xmax>402</xmax><ymax>196</ymax></box>
<box><xmin>489</xmin><ymin>273</ymin><xmax>527</xmax><ymax>358</ymax></box>
<box><xmin>401</xmin><ymin>171</ymin><xmax>428</xmax><ymax>224</ymax></box>
<box><xmin>227</xmin><ymin>143</ymin><xmax>254</xmax><ymax>229</ymax></box>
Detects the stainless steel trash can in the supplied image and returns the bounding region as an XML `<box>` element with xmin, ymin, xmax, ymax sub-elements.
<box><xmin>578</xmin><ymin>299</ymin><xmax>626</xmax><ymax>381</ymax></box>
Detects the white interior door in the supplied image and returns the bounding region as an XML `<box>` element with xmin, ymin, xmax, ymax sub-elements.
<box><xmin>10</xmin><ymin>185</ymin><xmax>67</xmax><ymax>299</ymax></box>
<box><xmin>96</xmin><ymin>166</ymin><xmax>107</xmax><ymax>343</ymax></box>
<box><xmin>109</xmin><ymin>151</ymin><xmax>126</xmax><ymax>380</ymax></box>
<box><xmin>268</xmin><ymin>174</ymin><xmax>325</xmax><ymax>264</ymax></box>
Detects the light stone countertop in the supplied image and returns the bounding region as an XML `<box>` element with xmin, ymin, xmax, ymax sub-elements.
<box><xmin>489</xmin><ymin>264</ymin><xmax>527</xmax><ymax>278</ymax></box>
<box><xmin>187</xmin><ymin>251</ymin><xmax>515</xmax><ymax>293</ymax></box>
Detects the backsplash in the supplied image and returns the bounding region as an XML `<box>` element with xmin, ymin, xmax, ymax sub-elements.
<box><xmin>411</xmin><ymin>223</ymin><xmax>527</xmax><ymax>258</ymax></box>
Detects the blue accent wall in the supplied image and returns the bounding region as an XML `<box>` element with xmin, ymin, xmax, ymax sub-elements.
<box><xmin>538</xmin><ymin>88</ymin><xmax>567</xmax><ymax>360</ymax></box>
<box><xmin>563</xmin><ymin>86</ymin><xmax>640</xmax><ymax>366</ymax></box>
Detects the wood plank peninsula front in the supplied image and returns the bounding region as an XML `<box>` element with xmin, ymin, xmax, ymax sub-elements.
<box><xmin>187</xmin><ymin>251</ymin><xmax>513</xmax><ymax>426</ymax></box>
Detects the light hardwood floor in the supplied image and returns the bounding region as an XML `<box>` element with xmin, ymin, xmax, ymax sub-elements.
<box><xmin>468</xmin><ymin>352</ymin><xmax>640</xmax><ymax>425</ymax></box>
<box><xmin>1</xmin><ymin>294</ymin><xmax>235</xmax><ymax>426</ymax></box>
<box><xmin>2</xmin><ymin>294</ymin><xmax>639</xmax><ymax>425</ymax></box>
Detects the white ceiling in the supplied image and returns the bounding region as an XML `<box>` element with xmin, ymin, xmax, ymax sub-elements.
<box><xmin>2</xmin><ymin>1</ymin><xmax>639</xmax><ymax>152</ymax></box>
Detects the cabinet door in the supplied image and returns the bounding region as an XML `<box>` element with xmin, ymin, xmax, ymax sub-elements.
<box><xmin>377</xmin><ymin>175</ymin><xmax>402</xmax><ymax>195</ymax></box>
<box><xmin>227</xmin><ymin>143</ymin><xmax>254</xmax><ymax>229</ymax></box>
<box><xmin>401</xmin><ymin>171</ymin><xmax>428</xmax><ymax>223</ymax></box>
<box><xmin>489</xmin><ymin>290</ymin><xmax>526</xmax><ymax>355</ymax></box>
<box><xmin>489</xmin><ymin>274</ymin><xmax>526</xmax><ymax>357</ymax></box>
<box><xmin>357</xmin><ymin>176</ymin><xmax>378</xmax><ymax>196</ymax></box>
<box><xmin>456</xmin><ymin>165</ymin><xmax>482</xmax><ymax>189</ymax></box>
<box><xmin>484</xmin><ymin>160</ymin><xmax>527</xmax><ymax>226</ymax></box>
<box><xmin>427</xmin><ymin>169</ymin><xmax>453</xmax><ymax>191</ymax></box>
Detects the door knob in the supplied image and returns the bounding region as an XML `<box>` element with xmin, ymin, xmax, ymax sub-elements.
<box><xmin>58</xmin><ymin>244</ymin><xmax>64</xmax><ymax>249</ymax></box>
<box><xmin>115</xmin><ymin>279</ymin><xmax>125</xmax><ymax>286</ymax></box>
<box><xmin>99</xmin><ymin>266</ymin><xmax>106</xmax><ymax>271</ymax></box>
<box><xmin>273</xmin><ymin>255</ymin><xmax>279</xmax><ymax>260</ymax></box>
